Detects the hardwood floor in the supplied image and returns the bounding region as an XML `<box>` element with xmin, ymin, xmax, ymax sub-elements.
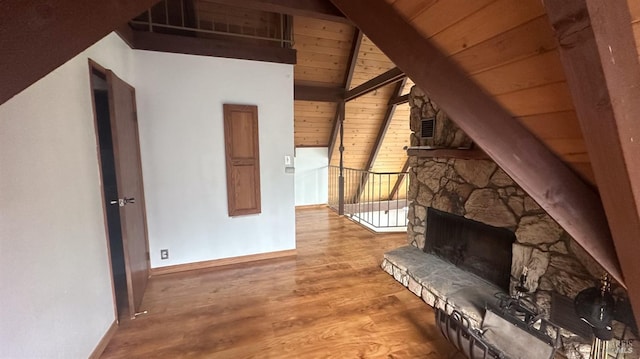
<box><xmin>101</xmin><ymin>207</ymin><xmax>461</xmax><ymax>358</ymax></box>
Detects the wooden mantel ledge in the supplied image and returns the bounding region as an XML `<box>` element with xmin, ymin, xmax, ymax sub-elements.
<box><xmin>406</xmin><ymin>146</ymin><xmax>489</xmax><ymax>160</ymax></box>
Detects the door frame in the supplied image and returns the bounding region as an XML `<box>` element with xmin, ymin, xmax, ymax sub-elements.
<box><xmin>88</xmin><ymin>58</ymin><xmax>151</xmax><ymax>320</ymax></box>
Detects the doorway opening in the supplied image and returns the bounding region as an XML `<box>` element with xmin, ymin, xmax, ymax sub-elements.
<box><xmin>90</xmin><ymin>67</ymin><xmax>130</xmax><ymax>321</ymax></box>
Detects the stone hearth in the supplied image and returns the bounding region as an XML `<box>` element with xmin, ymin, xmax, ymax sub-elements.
<box><xmin>406</xmin><ymin>86</ymin><xmax>638</xmax><ymax>358</ymax></box>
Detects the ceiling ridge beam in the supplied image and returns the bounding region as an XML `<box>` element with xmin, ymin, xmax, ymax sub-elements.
<box><xmin>329</xmin><ymin>0</ymin><xmax>622</xmax><ymax>284</ymax></box>
<box><xmin>343</xmin><ymin>67</ymin><xmax>405</xmax><ymax>102</ymax></box>
<box><xmin>328</xmin><ymin>29</ymin><xmax>362</xmax><ymax>159</ymax></box>
<box><xmin>546</xmin><ymin>0</ymin><xmax>640</xmax><ymax>324</ymax></box>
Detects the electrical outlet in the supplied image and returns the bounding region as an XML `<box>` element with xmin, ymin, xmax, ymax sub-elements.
<box><xmin>160</xmin><ymin>249</ymin><xmax>169</xmax><ymax>260</ymax></box>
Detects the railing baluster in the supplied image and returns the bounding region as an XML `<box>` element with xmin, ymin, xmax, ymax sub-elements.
<box><xmin>328</xmin><ymin>166</ymin><xmax>409</xmax><ymax>231</ymax></box>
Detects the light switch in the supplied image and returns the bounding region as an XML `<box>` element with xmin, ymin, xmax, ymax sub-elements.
<box><xmin>284</xmin><ymin>155</ymin><xmax>292</xmax><ymax>165</ymax></box>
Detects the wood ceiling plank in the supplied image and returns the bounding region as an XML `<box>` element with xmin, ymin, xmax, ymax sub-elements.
<box><xmin>471</xmin><ymin>50</ymin><xmax>566</xmax><ymax>96</ymax></box>
<box><xmin>431</xmin><ymin>0</ymin><xmax>545</xmax><ymax>56</ymax></box>
<box><xmin>410</xmin><ymin>0</ymin><xmax>495</xmax><ymax>38</ymax></box>
<box><xmin>393</xmin><ymin>0</ymin><xmax>438</xmax><ymax>22</ymax></box>
<box><xmin>294</xmin><ymin>34</ymin><xmax>354</xmax><ymax>54</ymax></box>
<box><xmin>0</xmin><ymin>0</ymin><xmax>160</xmax><ymax>105</ymax></box>
<box><xmin>451</xmin><ymin>16</ymin><xmax>558</xmax><ymax>76</ymax></box>
<box><xmin>546</xmin><ymin>0</ymin><xmax>640</xmax><ymax>319</ymax></box>
<box><xmin>495</xmin><ymin>81</ymin><xmax>575</xmax><ymax>117</ymax></box>
<box><xmin>518</xmin><ymin>111</ymin><xmax>583</xmax><ymax>140</ymax></box>
<box><xmin>294</xmin><ymin>66</ymin><xmax>344</xmax><ymax>84</ymax></box>
<box><xmin>330</xmin><ymin>0</ymin><xmax>622</xmax><ymax>284</ymax></box>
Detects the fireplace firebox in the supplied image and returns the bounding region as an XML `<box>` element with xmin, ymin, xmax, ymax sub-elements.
<box><xmin>424</xmin><ymin>207</ymin><xmax>516</xmax><ymax>292</ymax></box>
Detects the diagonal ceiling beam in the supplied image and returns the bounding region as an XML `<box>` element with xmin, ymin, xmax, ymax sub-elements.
<box><xmin>328</xmin><ymin>29</ymin><xmax>362</xmax><ymax>160</ymax></box>
<box><xmin>545</xmin><ymin>0</ymin><xmax>640</xmax><ymax>325</ymax></box>
<box><xmin>388</xmin><ymin>159</ymin><xmax>410</xmax><ymax>201</ymax></box>
<box><xmin>367</xmin><ymin>78</ymin><xmax>407</xmax><ymax>172</ymax></box>
<box><xmin>343</xmin><ymin>67</ymin><xmax>405</xmax><ymax>102</ymax></box>
<box><xmin>329</xmin><ymin>0</ymin><xmax>623</xmax><ymax>284</ymax></box>
<box><xmin>354</xmin><ymin>78</ymin><xmax>407</xmax><ymax>201</ymax></box>
<box><xmin>203</xmin><ymin>0</ymin><xmax>348</xmax><ymax>24</ymax></box>
<box><xmin>388</xmin><ymin>93</ymin><xmax>409</xmax><ymax>106</ymax></box>
<box><xmin>0</xmin><ymin>0</ymin><xmax>160</xmax><ymax>105</ymax></box>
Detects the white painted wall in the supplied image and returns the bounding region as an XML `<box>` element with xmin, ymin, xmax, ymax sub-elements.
<box><xmin>294</xmin><ymin>147</ymin><xmax>328</xmax><ymax>206</ymax></box>
<box><xmin>134</xmin><ymin>51</ymin><xmax>296</xmax><ymax>268</ymax></box>
<box><xmin>0</xmin><ymin>34</ymin><xmax>133</xmax><ymax>358</ymax></box>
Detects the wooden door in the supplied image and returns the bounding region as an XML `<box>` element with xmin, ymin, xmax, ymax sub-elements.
<box><xmin>107</xmin><ymin>70</ymin><xmax>150</xmax><ymax>318</ymax></box>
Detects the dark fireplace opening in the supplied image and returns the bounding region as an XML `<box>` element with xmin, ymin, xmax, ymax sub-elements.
<box><xmin>424</xmin><ymin>207</ymin><xmax>516</xmax><ymax>292</ymax></box>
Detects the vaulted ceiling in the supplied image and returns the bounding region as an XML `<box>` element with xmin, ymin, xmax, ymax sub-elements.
<box><xmin>2</xmin><ymin>0</ymin><xmax>640</xmax><ymax>327</ymax></box>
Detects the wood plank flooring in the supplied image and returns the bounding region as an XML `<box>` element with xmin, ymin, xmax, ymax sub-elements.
<box><xmin>101</xmin><ymin>207</ymin><xmax>461</xmax><ymax>358</ymax></box>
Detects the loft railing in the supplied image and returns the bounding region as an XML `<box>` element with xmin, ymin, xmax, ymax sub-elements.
<box><xmin>130</xmin><ymin>0</ymin><xmax>294</xmax><ymax>47</ymax></box>
<box><xmin>329</xmin><ymin>166</ymin><xmax>409</xmax><ymax>231</ymax></box>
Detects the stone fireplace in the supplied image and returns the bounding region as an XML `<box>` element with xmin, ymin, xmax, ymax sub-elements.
<box><xmin>406</xmin><ymin>86</ymin><xmax>637</xmax><ymax>358</ymax></box>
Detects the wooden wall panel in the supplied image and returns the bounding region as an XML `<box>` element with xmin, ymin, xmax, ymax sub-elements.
<box><xmin>294</xmin><ymin>101</ymin><xmax>337</xmax><ymax>147</ymax></box>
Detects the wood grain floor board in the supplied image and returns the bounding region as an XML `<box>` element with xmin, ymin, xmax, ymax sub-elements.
<box><xmin>101</xmin><ymin>207</ymin><xmax>460</xmax><ymax>358</ymax></box>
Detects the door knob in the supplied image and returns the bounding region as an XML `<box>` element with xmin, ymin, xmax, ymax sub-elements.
<box><xmin>109</xmin><ymin>198</ymin><xmax>135</xmax><ymax>207</ymax></box>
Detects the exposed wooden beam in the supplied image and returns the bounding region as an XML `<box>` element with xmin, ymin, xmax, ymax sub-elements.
<box><xmin>0</xmin><ymin>0</ymin><xmax>160</xmax><ymax>105</ymax></box>
<box><xmin>367</xmin><ymin>79</ymin><xmax>407</xmax><ymax>171</ymax></box>
<box><xmin>132</xmin><ymin>30</ymin><xmax>296</xmax><ymax>64</ymax></box>
<box><xmin>545</xmin><ymin>0</ymin><xmax>640</xmax><ymax>323</ymax></box>
<box><xmin>388</xmin><ymin>159</ymin><xmax>410</xmax><ymax>200</ymax></box>
<box><xmin>343</xmin><ymin>30</ymin><xmax>363</xmax><ymax>90</ymax></box>
<box><xmin>388</xmin><ymin>93</ymin><xmax>409</xmax><ymax>106</ymax></box>
<box><xmin>294</xmin><ymin>84</ymin><xmax>344</xmax><ymax>102</ymax></box>
<box><xmin>329</xmin><ymin>0</ymin><xmax>622</xmax><ymax>284</ymax></box>
<box><xmin>328</xmin><ymin>29</ymin><xmax>362</xmax><ymax>160</ymax></box>
<box><xmin>204</xmin><ymin>0</ymin><xmax>348</xmax><ymax>24</ymax></box>
<box><xmin>344</xmin><ymin>67</ymin><xmax>406</xmax><ymax>102</ymax></box>
<box><xmin>406</xmin><ymin>147</ymin><xmax>489</xmax><ymax>160</ymax></box>
<box><xmin>354</xmin><ymin>79</ymin><xmax>407</xmax><ymax>201</ymax></box>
